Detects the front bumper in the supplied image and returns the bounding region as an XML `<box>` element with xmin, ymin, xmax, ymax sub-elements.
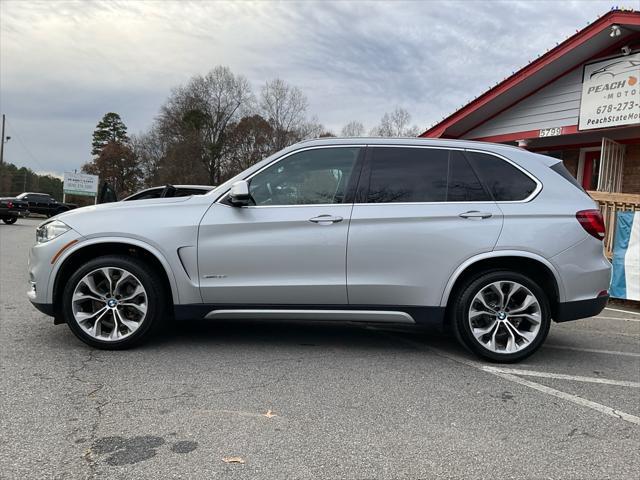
<box><xmin>27</xmin><ymin>228</ymin><xmax>82</xmax><ymax>309</ymax></box>
<box><xmin>554</xmin><ymin>294</ymin><xmax>609</xmax><ymax>322</ymax></box>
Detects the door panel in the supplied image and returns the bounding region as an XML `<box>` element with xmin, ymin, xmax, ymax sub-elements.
<box><xmin>198</xmin><ymin>203</ymin><xmax>352</xmax><ymax>304</ymax></box>
<box><xmin>347</xmin><ymin>202</ymin><xmax>503</xmax><ymax>306</ymax></box>
<box><xmin>197</xmin><ymin>146</ymin><xmax>362</xmax><ymax>305</ymax></box>
<box><xmin>346</xmin><ymin>146</ymin><xmax>503</xmax><ymax>307</ymax></box>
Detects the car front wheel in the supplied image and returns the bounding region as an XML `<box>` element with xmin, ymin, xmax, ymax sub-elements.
<box><xmin>62</xmin><ymin>255</ymin><xmax>166</xmax><ymax>349</ymax></box>
<box><xmin>451</xmin><ymin>271</ymin><xmax>551</xmax><ymax>363</ymax></box>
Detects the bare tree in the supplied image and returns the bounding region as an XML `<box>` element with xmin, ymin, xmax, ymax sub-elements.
<box><xmin>131</xmin><ymin>127</ymin><xmax>166</xmax><ymax>187</ymax></box>
<box><xmin>158</xmin><ymin>66</ymin><xmax>254</xmax><ymax>185</ymax></box>
<box><xmin>370</xmin><ymin>107</ymin><xmax>420</xmax><ymax>137</ymax></box>
<box><xmin>297</xmin><ymin>116</ymin><xmax>330</xmax><ymax>140</ymax></box>
<box><xmin>223</xmin><ymin>114</ymin><xmax>274</xmax><ymax>180</ymax></box>
<box><xmin>341</xmin><ymin>121</ymin><xmax>365</xmax><ymax>137</ymax></box>
<box><xmin>260</xmin><ymin>78</ymin><xmax>308</xmax><ymax>150</ymax></box>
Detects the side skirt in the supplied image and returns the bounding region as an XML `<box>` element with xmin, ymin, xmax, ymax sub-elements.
<box><xmin>173</xmin><ymin>304</ymin><xmax>445</xmax><ymax>327</ymax></box>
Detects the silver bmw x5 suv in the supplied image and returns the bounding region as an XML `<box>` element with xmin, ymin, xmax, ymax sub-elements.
<box><xmin>28</xmin><ymin>138</ymin><xmax>611</xmax><ymax>362</ymax></box>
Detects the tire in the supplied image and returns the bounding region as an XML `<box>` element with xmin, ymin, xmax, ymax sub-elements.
<box><xmin>62</xmin><ymin>255</ymin><xmax>167</xmax><ymax>349</ymax></box>
<box><xmin>2</xmin><ymin>217</ymin><xmax>17</xmax><ymax>224</ymax></box>
<box><xmin>450</xmin><ymin>270</ymin><xmax>551</xmax><ymax>363</ymax></box>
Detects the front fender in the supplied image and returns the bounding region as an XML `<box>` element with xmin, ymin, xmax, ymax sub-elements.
<box><xmin>47</xmin><ymin>236</ymin><xmax>182</xmax><ymax>305</ymax></box>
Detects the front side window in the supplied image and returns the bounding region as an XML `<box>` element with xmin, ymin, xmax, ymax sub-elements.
<box><xmin>249</xmin><ymin>147</ymin><xmax>360</xmax><ymax>206</ymax></box>
<box><xmin>466</xmin><ymin>152</ymin><xmax>538</xmax><ymax>201</ymax></box>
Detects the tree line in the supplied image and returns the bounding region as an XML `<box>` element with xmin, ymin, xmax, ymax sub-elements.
<box><xmin>0</xmin><ymin>162</ymin><xmax>63</xmax><ymax>200</ymax></box>
<box><xmin>83</xmin><ymin>65</ymin><xmax>421</xmax><ymax>197</ymax></box>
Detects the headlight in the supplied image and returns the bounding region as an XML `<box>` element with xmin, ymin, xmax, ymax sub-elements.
<box><xmin>36</xmin><ymin>220</ymin><xmax>71</xmax><ymax>243</ymax></box>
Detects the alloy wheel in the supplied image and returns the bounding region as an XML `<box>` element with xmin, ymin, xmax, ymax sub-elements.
<box><xmin>468</xmin><ymin>281</ymin><xmax>542</xmax><ymax>354</ymax></box>
<box><xmin>71</xmin><ymin>267</ymin><xmax>148</xmax><ymax>341</ymax></box>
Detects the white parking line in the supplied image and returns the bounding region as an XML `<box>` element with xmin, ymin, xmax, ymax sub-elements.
<box><xmin>604</xmin><ymin>307</ymin><xmax>640</xmax><ymax>316</ymax></box>
<box><xmin>592</xmin><ymin>315</ymin><xmax>640</xmax><ymax>323</ymax></box>
<box><xmin>544</xmin><ymin>344</ymin><xmax>640</xmax><ymax>357</ymax></box>
<box><xmin>489</xmin><ymin>370</ymin><xmax>640</xmax><ymax>426</ymax></box>
<box><xmin>483</xmin><ymin>366</ymin><xmax>640</xmax><ymax>388</ymax></box>
<box><xmin>374</xmin><ymin>331</ymin><xmax>640</xmax><ymax>426</ymax></box>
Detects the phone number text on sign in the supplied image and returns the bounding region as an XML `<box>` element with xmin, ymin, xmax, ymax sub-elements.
<box><xmin>579</xmin><ymin>53</ymin><xmax>640</xmax><ymax>131</ymax></box>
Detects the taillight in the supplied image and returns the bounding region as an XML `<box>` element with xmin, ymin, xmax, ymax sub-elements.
<box><xmin>7</xmin><ymin>201</ymin><xmax>13</xmax><ymax>209</ymax></box>
<box><xmin>576</xmin><ymin>209</ymin><xmax>605</xmax><ymax>240</ymax></box>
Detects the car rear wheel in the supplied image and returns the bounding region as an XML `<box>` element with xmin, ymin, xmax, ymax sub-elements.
<box><xmin>2</xmin><ymin>217</ymin><xmax>17</xmax><ymax>224</ymax></box>
<box><xmin>62</xmin><ymin>255</ymin><xmax>166</xmax><ymax>349</ymax></box>
<box><xmin>451</xmin><ymin>271</ymin><xmax>551</xmax><ymax>363</ymax></box>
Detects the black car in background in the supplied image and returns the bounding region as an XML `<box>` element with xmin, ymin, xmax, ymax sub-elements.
<box><xmin>122</xmin><ymin>185</ymin><xmax>214</xmax><ymax>201</ymax></box>
<box><xmin>0</xmin><ymin>196</ymin><xmax>30</xmax><ymax>224</ymax></box>
<box><xmin>15</xmin><ymin>192</ymin><xmax>77</xmax><ymax>217</ymax></box>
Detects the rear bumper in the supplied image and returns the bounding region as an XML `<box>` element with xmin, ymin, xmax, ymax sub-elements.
<box><xmin>554</xmin><ymin>295</ymin><xmax>608</xmax><ymax>322</ymax></box>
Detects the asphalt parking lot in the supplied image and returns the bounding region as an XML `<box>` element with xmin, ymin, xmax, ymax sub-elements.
<box><xmin>1</xmin><ymin>218</ymin><xmax>639</xmax><ymax>480</ymax></box>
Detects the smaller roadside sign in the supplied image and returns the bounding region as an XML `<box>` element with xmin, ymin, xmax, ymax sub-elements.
<box><xmin>63</xmin><ymin>172</ymin><xmax>99</xmax><ymax>197</ymax></box>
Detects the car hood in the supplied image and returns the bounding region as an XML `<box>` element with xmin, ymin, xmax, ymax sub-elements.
<box><xmin>49</xmin><ymin>195</ymin><xmax>210</xmax><ymax>238</ymax></box>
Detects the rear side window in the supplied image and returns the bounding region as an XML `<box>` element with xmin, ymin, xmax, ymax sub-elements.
<box><xmin>447</xmin><ymin>151</ymin><xmax>491</xmax><ymax>202</ymax></box>
<box><xmin>366</xmin><ymin>148</ymin><xmax>491</xmax><ymax>203</ymax></box>
<box><xmin>367</xmin><ymin>147</ymin><xmax>448</xmax><ymax>202</ymax></box>
<box><xmin>466</xmin><ymin>152</ymin><xmax>538</xmax><ymax>201</ymax></box>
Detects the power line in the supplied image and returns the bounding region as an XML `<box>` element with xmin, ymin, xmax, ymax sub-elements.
<box><xmin>4</xmin><ymin>118</ymin><xmax>47</xmax><ymax>171</ymax></box>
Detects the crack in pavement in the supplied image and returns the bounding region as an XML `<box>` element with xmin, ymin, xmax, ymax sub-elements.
<box><xmin>67</xmin><ymin>349</ymin><xmax>105</xmax><ymax>480</ymax></box>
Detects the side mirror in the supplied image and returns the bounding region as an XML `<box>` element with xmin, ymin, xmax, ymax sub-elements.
<box><xmin>229</xmin><ymin>180</ymin><xmax>251</xmax><ymax>206</ymax></box>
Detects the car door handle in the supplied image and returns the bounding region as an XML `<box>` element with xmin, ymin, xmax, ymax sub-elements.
<box><xmin>459</xmin><ymin>211</ymin><xmax>493</xmax><ymax>219</ymax></box>
<box><xmin>309</xmin><ymin>215</ymin><xmax>343</xmax><ymax>224</ymax></box>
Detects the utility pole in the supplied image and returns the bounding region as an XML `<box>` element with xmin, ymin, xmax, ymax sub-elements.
<box><xmin>0</xmin><ymin>114</ymin><xmax>5</xmax><ymax>166</ymax></box>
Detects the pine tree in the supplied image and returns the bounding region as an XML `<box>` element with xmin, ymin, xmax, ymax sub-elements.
<box><xmin>91</xmin><ymin>112</ymin><xmax>129</xmax><ymax>156</ymax></box>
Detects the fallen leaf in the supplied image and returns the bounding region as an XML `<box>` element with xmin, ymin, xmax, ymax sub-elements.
<box><xmin>263</xmin><ymin>409</ymin><xmax>277</xmax><ymax>418</ymax></box>
<box><xmin>223</xmin><ymin>456</ymin><xmax>245</xmax><ymax>464</ymax></box>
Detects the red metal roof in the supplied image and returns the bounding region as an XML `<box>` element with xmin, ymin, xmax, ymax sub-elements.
<box><xmin>420</xmin><ymin>10</ymin><xmax>640</xmax><ymax>139</ymax></box>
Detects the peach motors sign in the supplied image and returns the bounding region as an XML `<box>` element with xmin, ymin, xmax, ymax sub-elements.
<box><xmin>578</xmin><ymin>53</ymin><xmax>640</xmax><ymax>131</ymax></box>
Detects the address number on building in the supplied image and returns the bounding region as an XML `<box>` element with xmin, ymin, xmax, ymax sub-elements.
<box><xmin>539</xmin><ymin>127</ymin><xmax>563</xmax><ymax>138</ymax></box>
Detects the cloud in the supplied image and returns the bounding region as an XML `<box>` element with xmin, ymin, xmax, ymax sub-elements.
<box><xmin>0</xmin><ymin>0</ymin><xmax>615</xmax><ymax>174</ymax></box>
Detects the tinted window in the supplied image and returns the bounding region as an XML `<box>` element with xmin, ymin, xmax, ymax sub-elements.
<box><xmin>127</xmin><ymin>189</ymin><xmax>163</xmax><ymax>201</ymax></box>
<box><xmin>550</xmin><ymin>162</ymin><xmax>585</xmax><ymax>192</ymax></box>
<box><xmin>249</xmin><ymin>147</ymin><xmax>360</xmax><ymax>206</ymax></box>
<box><xmin>367</xmin><ymin>147</ymin><xmax>448</xmax><ymax>203</ymax></box>
<box><xmin>466</xmin><ymin>152</ymin><xmax>537</xmax><ymax>201</ymax></box>
<box><xmin>366</xmin><ymin>148</ymin><xmax>490</xmax><ymax>203</ymax></box>
<box><xmin>447</xmin><ymin>151</ymin><xmax>491</xmax><ymax>202</ymax></box>
<box><xmin>175</xmin><ymin>188</ymin><xmax>210</xmax><ymax>197</ymax></box>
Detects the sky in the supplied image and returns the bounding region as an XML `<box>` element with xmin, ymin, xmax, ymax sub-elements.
<box><xmin>0</xmin><ymin>0</ymin><xmax>623</xmax><ymax>175</ymax></box>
